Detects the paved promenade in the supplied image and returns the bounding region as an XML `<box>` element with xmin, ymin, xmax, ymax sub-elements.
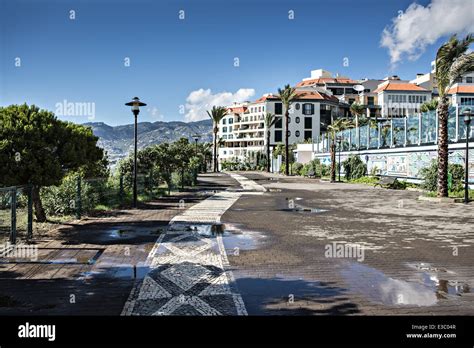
<box><xmin>122</xmin><ymin>173</ymin><xmax>264</xmax><ymax>316</ymax></box>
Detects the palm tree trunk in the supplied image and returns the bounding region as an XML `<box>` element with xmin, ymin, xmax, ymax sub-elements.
<box><xmin>330</xmin><ymin>141</ymin><xmax>336</xmax><ymax>183</ymax></box>
<box><xmin>32</xmin><ymin>185</ymin><xmax>47</xmax><ymax>222</ymax></box>
<box><xmin>266</xmin><ymin>132</ymin><xmax>271</xmax><ymax>172</ymax></box>
<box><xmin>213</xmin><ymin>126</ymin><xmax>218</xmax><ymax>173</ymax></box>
<box><xmin>437</xmin><ymin>97</ymin><xmax>449</xmax><ymax>197</ymax></box>
<box><xmin>285</xmin><ymin>110</ymin><xmax>289</xmax><ymax>176</ymax></box>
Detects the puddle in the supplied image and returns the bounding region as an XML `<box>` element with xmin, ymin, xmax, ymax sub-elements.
<box><xmin>283</xmin><ymin>204</ymin><xmax>328</xmax><ymax>214</ymax></box>
<box><xmin>92</xmin><ymin>226</ymin><xmax>164</xmax><ymax>243</ymax></box>
<box><xmin>0</xmin><ymin>248</ymin><xmax>104</xmax><ymax>265</ymax></box>
<box><xmin>341</xmin><ymin>263</ymin><xmax>470</xmax><ymax>306</ymax></box>
<box><xmin>168</xmin><ymin>223</ymin><xmax>265</xmax><ymax>251</ymax></box>
<box><xmin>78</xmin><ymin>263</ymin><xmax>150</xmax><ymax>280</ymax></box>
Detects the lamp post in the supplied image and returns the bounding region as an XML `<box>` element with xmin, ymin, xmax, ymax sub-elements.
<box><xmin>125</xmin><ymin>97</ymin><xmax>147</xmax><ymax>208</ymax></box>
<box><xmin>192</xmin><ymin>134</ymin><xmax>201</xmax><ymax>183</ymax></box>
<box><xmin>462</xmin><ymin>108</ymin><xmax>472</xmax><ymax>204</ymax></box>
<box><xmin>336</xmin><ymin>136</ymin><xmax>342</xmax><ymax>182</ymax></box>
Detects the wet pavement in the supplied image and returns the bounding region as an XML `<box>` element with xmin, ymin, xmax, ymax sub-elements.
<box><xmin>221</xmin><ymin>171</ymin><xmax>474</xmax><ymax>315</ymax></box>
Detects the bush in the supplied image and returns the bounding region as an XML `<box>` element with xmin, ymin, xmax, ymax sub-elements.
<box><xmin>350</xmin><ymin>176</ymin><xmax>380</xmax><ymax>185</ymax></box>
<box><xmin>342</xmin><ymin>155</ymin><xmax>367</xmax><ymax>181</ymax></box>
<box><xmin>420</xmin><ymin>160</ymin><xmax>464</xmax><ymax>192</ymax></box>
<box><xmin>291</xmin><ymin>162</ymin><xmax>303</xmax><ymax>176</ymax></box>
<box><xmin>41</xmin><ymin>174</ymin><xmax>101</xmax><ymax>216</ymax></box>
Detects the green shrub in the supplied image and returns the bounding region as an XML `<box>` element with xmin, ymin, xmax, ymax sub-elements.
<box><xmin>350</xmin><ymin>176</ymin><xmax>379</xmax><ymax>185</ymax></box>
<box><xmin>291</xmin><ymin>162</ymin><xmax>303</xmax><ymax>176</ymax></box>
<box><xmin>342</xmin><ymin>155</ymin><xmax>367</xmax><ymax>180</ymax></box>
<box><xmin>41</xmin><ymin>174</ymin><xmax>101</xmax><ymax>216</ymax></box>
<box><xmin>420</xmin><ymin>160</ymin><xmax>465</xmax><ymax>192</ymax></box>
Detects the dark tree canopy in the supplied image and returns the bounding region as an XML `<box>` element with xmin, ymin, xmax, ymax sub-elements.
<box><xmin>0</xmin><ymin>104</ymin><xmax>104</xmax><ymax>187</ymax></box>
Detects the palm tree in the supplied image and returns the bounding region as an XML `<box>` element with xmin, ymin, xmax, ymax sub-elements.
<box><xmin>264</xmin><ymin>112</ymin><xmax>277</xmax><ymax>172</ymax></box>
<box><xmin>277</xmin><ymin>84</ymin><xmax>297</xmax><ymax>176</ymax></box>
<box><xmin>207</xmin><ymin>106</ymin><xmax>228</xmax><ymax>172</ymax></box>
<box><xmin>349</xmin><ymin>102</ymin><xmax>365</xmax><ymax>128</ymax></box>
<box><xmin>327</xmin><ymin>118</ymin><xmax>354</xmax><ymax>182</ymax></box>
<box><xmin>435</xmin><ymin>34</ymin><xmax>474</xmax><ymax>197</ymax></box>
<box><xmin>420</xmin><ymin>99</ymin><xmax>439</xmax><ymax>113</ymax></box>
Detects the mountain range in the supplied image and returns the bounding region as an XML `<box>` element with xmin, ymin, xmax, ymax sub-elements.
<box><xmin>83</xmin><ymin>119</ymin><xmax>213</xmax><ymax>166</ymax></box>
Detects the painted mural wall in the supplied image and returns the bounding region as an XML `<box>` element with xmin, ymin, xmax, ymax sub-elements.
<box><xmin>315</xmin><ymin>149</ymin><xmax>474</xmax><ymax>181</ymax></box>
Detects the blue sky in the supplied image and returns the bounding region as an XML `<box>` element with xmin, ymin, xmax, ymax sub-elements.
<box><xmin>1</xmin><ymin>0</ymin><xmax>471</xmax><ymax>125</ymax></box>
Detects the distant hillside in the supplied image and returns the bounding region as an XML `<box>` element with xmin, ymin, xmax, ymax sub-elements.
<box><xmin>83</xmin><ymin>119</ymin><xmax>213</xmax><ymax>166</ymax></box>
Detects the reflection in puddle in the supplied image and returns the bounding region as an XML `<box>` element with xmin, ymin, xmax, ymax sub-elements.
<box><xmin>79</xmin><ymin>263</ymin><xmax>150</xmax><ymax>280</ymax></box>
<box><xmin>168</xmin><ymin>223</ymin><xmax>265</xmax><ymax>251</ymax></box>
<box><xmin>341</xmin><ymin>263</ymin><xmax>470</xmax><ymax>306</ymax></box>
<box><xmin>107</xmin><ymin>228</ymin><xmax>162</xmax><ymax>239</ymax></box>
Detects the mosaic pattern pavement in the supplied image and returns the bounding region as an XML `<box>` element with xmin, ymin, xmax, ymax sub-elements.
<box><xmin>122</xmin><ymin>175</ymin><xmax>264</xmax><ymax>316</ymax></box>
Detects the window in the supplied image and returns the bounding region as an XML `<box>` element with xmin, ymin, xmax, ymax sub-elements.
<box><xmin>461</xmin><ymin>97</ymin><xmax>474</xmax><ymax>105</ymax></box>
<box><xmin>229</xmin><ymin>126</ymin><xmax>232</xmax><ymax>132</ymax></box>
<box><xmin>349</xmin><ymin>98</ymin><xmax>355</xmax><ymax>104</ymax></box>
<box><xmin>222</xmin><ymin>119</ymin><xmax>226</xmax><ymax>125</ymax></box>
<box><xmin>275</xmin><ymin>103</ymin><xmax>283</xmax><ymax>115</ymax></box>
<box><xmin>303</xmin><ymin>103</ymin><xmax>314</xmax><ymax>115</ymax></box>
<box><xmin>467</xmin><ymin>77</ymin><xmax>473</xmax><ymax>83</ymax></box>
<box><xmin>295</xmin><ymin>116</ymin><xmax>300</xmax><ymax>124</ymax></box>
<box><xmin>288</xmin><ymin>116</ymin><xmax>291</xmax><ymax>124</ymax></box>
<box><xmin>274</xmin><ymin>130</ymin><xmax>282</xmax><ymax>142</ymax></box>
<box><xmin>275</xmin><ymin>117</ymin><xmax>282</xmax><ymax>128</ymax></box>
<box><xmin>304</xmin><ymin>131</ymin><xmax>312</xmax><ymax>140</ymax></box>
<box><xmin>331</xmin><ymin>88</ymin><xmax>344</xmax><ymax>95</ymax></box>
<box><xmin>223</xmin><ymin>127</ymin><xmax>227</xmax><ymax>132</ymax></box>
<box><xmin>287</xmin><ymin>130</ymin><xmax>291</xmax><ymax>137</ymax></box>
<box><xmin>455</xmin><ymin>77</ymin><xmax>463</xmax><ymax>83</ymax></box>
<box><xmin>304</xmin><ymin>117</ymin><xmax>312</xmax><ymax>129</ymax></box>
<box><xmin>258</xmin><ymin>107</ymin><xmax>261</xmax><ymax>112</ymax></box>
<box><xmin>295</xmin><ymin>103</ymin><xmax>300</xmax><ymax>110</ymax></box>
<box><xmin>345</xmin><ymin>88</ymin><xmax>355</xmax><ymax>95</ymax></box>
<box><xmin>295</xmin><ymin>130</ymin><xmax>300</xmax><ymax>137</ymax></box>
<box><xmin>367</xmin><ymin>97</ymin><xmax>374</xmax><ymax>105</ymax></box>
<box><xmin>228</xmin><ymin>118</ymin><xmax>233</xmax><ymax>124</ymax></box>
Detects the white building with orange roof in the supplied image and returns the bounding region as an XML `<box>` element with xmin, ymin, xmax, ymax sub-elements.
<box><xmin>218</xmin><ymin>85</ymin><xmax>345</xmax><ymax>169</ymax></box>
<box><xmin>372</xmin><ymin>79</ymin><xmax>432</xmax><ymax>118</ymax></box>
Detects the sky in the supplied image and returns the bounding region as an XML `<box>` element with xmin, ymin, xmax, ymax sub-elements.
<box><xmin>1</xmin><ymin>0</ymin><xmax>473</xmax><ymax>126</ymax></box>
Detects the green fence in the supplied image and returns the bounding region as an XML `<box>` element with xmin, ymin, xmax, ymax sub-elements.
<box><xmin>0</xmin><ymin>173</ymin><xmax>170</xmax><ymax>243</ymax></box>
<box><xmin>0</xmin><ymin>185</ymin><xmax>33</xmax><ymax>244</ymax></box>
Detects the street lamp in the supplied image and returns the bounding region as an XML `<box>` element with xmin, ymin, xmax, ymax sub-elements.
<box><xmin>336</xmin><ymin>135</ymin><xmax>342</xmax><ymax>182</ymax></box>
<box><xmin>462</xmin><ymin>108</ymin><xmax>472</xmax><ymax>204</ymax></box>
<box><xmin>192</xmin><ymin>134</ymin><xmax>201</xmax><ymax>183</ymax></box>
<box><xmin>125</xmin><ymin>97</ymin><xmax>147</xmax><ymax>208</ymax></box>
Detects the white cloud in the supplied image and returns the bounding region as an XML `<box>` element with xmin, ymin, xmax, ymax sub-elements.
<box><xmin>381</xmin><ymin>0</ymin><xmax>474</xmax><ymax>66</ymax></box>
<box><xmin>146</xmin><ymin>106</ymin><xmax>164</xmax><ymax>121</ymax></box>
<box><xmin>184</xmin><ymin>88</ymin><xmax>255</xmax><ymax>122</ymax></box>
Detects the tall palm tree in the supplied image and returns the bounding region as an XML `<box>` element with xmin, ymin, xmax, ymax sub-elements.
<box><xmin>327</xmin><ymin>118</ymin><xmax>354</xmax><ymax>183</ymax></box>
<box><xmin>435</xmin><ymin>34</ymin><xmax>474</xmax><ymax>197</ymax></box>
<box><xmin>207</xmin><ymin>106</ymin><xmax>228</xmax><ymax>172</ymax></box>
<box><xmin>277</xmin><ymin>84</ymin><xmax>297</xmax><ymax>176</ymax></box>
<box><xmin>349</xmin><ymin>102</ymin><xmax>365</xmax><ymax>128</ymax></box>
<box><xmin>264</xmin><ymin>112</ymin><xmax>277</xmax><ymax>172</ymax></box>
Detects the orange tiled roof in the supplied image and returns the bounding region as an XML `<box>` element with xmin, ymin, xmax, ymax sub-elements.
<box><xmin>227</xmin><ymin>106</ymin><xmax>247</xmax><ymax>114</ymax></box>
<box><xmin>447</xmin><ymin>85</ymin><xmax>474</xmax><ymax>94</ymax></box>
<box><xmin>373</xmin><ymin>82</ymin><xmax>429</xmax><ymax>93</ymax></box>
<box><xmin>296</xmin><ymin>77</ymin><xmax>357</xmax><ymax>87</ymax></box>
<box><xmin>254</xmin><ymin>91</ymin><xmax>339</xmax><ymax>103</ymax></box>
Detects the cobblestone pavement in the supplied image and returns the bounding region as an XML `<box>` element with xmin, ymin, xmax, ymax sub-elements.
<box><xmin>220</xmin><ymin>172</ymin><xmax>474</xmax><ymax>315</ymax></box>
<box><xmin>122</xmin><ymin>173</ymin><xmax>264</xmax><ymax>316</ymax></box>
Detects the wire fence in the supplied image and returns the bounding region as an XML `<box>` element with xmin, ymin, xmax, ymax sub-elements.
<box><xmin>0</xmin><ymin>173</ymin><xmax>171</xmax><ymax>244</ymax></box>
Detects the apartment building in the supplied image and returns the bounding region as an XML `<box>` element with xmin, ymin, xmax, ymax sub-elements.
<box><xmin>218</xmin><ymin>87</ymin><xmax>342</xmax><ymax>166</ymax></box>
